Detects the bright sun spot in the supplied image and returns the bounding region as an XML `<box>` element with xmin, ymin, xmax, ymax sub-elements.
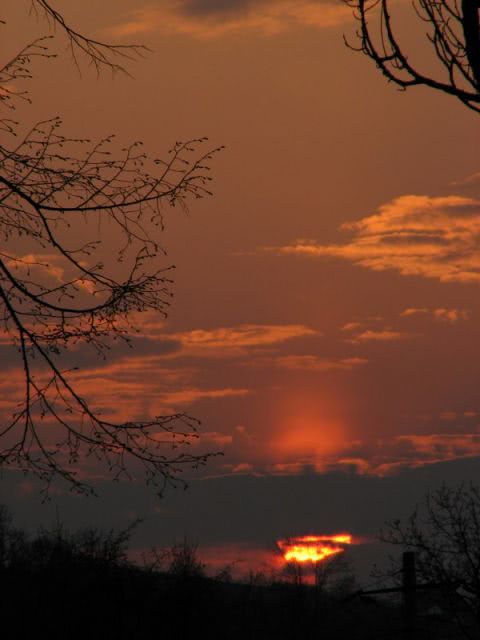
<box><xmin>276</xmin><ymin>534</ymin><xmax>353</xmax><ymax>564</ymax></box>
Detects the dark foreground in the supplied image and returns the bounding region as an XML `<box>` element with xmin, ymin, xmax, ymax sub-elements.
<box><xmin>0</xmin><ymin>512</ymin><xmax>471</xmax><ymax>639</ymax></box>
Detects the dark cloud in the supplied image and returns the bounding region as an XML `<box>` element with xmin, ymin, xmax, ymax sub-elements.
<box><xmin>109</xmin><ymin>0</ymin><xmax>352</xmax><ymax>38</ymax></box>
<box><xmin>179</xmin><ymin>0</ymin><xmax>256</xmax><ymax>18</ymax></box>
<box><xmin>55</xmin><ymin>335</ymin><xmax>182</xmax><ymax>368</ymax></box>
<box><xmin>0</xmin><ymin>335</ymin><xmax>181</xmax><ymax>372</ymax></box>
<box><xmin>179</xmin><ymin>0</ymin><xmax>335</xmax><ymax>17</ymax></box>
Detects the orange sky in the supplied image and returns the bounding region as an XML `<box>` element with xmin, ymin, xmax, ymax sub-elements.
<box><xmin>2</xmin><ymin>0</ymin><xmax>480</xmax><ymax>576</ymax></box>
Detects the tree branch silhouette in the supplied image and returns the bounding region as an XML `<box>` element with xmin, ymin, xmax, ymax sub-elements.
<box><xmin>378</xmin><ymin>483</ymin><xmax>480</xmax><ymax>636</ymax></box>
<box><xmin>345</xmin><ymin>0</ymin><xmax>480</xmax><ymax>112</ymax></box>
<box><xmin>0</xmin><ymin>3</ymin><xmax>222</xmax><ymax>497</ymax></box>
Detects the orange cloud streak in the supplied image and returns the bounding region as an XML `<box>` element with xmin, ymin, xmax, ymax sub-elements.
<box><xmin>171</xmin><ymin>324</ymin><xmax>317</xmax><ymax>356</ymax></box>
<box><xmin>274</xmin><ymin>195</ymin><xmax>480</xmax><ymax>283</ymax></box>
<box><xmin>401</xmin><ymin>307</ymin><xmax>469</xmax><ymax>321</ymax></box>
<box><xmin>275</xmin><ymin>355</ymin><xmax>368</xmax><ymax>371</ymax></box>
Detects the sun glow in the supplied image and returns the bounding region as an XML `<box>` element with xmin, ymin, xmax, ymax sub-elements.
<box><xmin>276</xmin><ymin>534</ymin><xmax>352</xmax><ymax>564</ymax></box>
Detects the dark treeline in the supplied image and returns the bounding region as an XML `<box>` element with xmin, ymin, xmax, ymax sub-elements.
<box><xmin>0</xmin><ymin>507</ymin><xmax>465</xmax><ymax>639</ymax></box>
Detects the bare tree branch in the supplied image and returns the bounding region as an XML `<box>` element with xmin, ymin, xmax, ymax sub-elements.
<box><xmin>344</xmin><ymin>0</ymin><xmax>480</xmax><ymax>112</ymax></box>
<box><xmin>0</xmin><ymin>5</ymin><xmax>223</xmax><ymax>497</ymax></box>
<box><xmin>29</xmin><ymin>0</ymin><xmax>148</xmax><ymax>75</ymax></box>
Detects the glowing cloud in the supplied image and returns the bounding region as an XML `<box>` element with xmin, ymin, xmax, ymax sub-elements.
<box><xmin>172</xmin><ymin>324</ymin><xmax>317</xmax><ymax>355</ymax></box>
<box><xmin>401</xmin><ymin>307</ymin><xmax>470</xmax><ymax>322</ymax></box>
<box><xmin>274</xmin><ymin>195</ymin><xmax>480</xmax><ymax>283</ymax></box>
<box><xmin>353</xmin><ymin>329</ymin><xmax>406</xmax><ymax>342</ymax></box>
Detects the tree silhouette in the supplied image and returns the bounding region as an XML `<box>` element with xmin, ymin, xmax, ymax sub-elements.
<box><xmin>380</xmin><ymin>483</ymin><xmax>480</xmax><ymax>636</ymax></box>
<box><xmin>0</xmin><ymin>2</ymin><xmax>221</xmax><ymax>496</ymax></box>
<box><xmin>345</xmin><ymin>0</ymin><xmax>480</xmax><ymax>112</ymax></box>
<box><xmin>167</xmin><ymin>538</ymin><xmax>206</xmax><ymax>580</ymax></box>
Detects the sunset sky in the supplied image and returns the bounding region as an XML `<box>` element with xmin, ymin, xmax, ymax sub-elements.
<box><xmin>2</xmin><ymin>0</ymin><xmax>480</xmax><ymax>580</ymax></box>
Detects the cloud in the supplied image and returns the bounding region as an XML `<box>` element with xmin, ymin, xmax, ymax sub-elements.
<box><xmin>171</xmin><ymin>323</ymin><xmax>318</xmax><ymax>356</ymax></box>
<box><xmin>274</xmin><ymin>195</ymin><xmax>480</xmax><ymax>283</ymax></box>
<box><xmin>107</xmin><ymin>0</ymin><xmax>352</xmax><ymax>39</ymax></box>
<box><xmin>400</xmin><ymin>308</ymin><xmax>428</xmax><ymax>317</ymax></box>
<box><xmin>341</xmin><ymin>322</ymin><xmax>361</xmax><ymax>331</ymax></box>
<box><xmin>0</xmin><ymin>346</ymin><xmax>249</xmax><ymax>426</ymax></box>
<box><xmin>450</xmin><ymin>172</ymin><xmax>480</xmax><ymax>187</ymax></box>
<box><xmin>201</xmin><ymin>431</ymin><xmax>234</xmax><ymax>446</ymax></box>
<box><xmin>180</xmin><ymin>0</ymin><xmax>254</xmax><ymax>17</ymax></box>
<box><xmin>351</xmin><ymin>329</ymin><xmax>407</xmax><ymax>342</ymax></box>
<box><xmin>342</xmin><ymin>433</ymin><xmax>480</xmax><ymax>476</ymax></box>
<box><xmin>327</xmin><ymin>433</ymin><xmax>480</xmax><ymax>476</ymax></box>
<box><xmin>433</xmin><ymin>308</ymin><xmax>470</xmax><ymax>322</ymax></box>
<box><xmin>275</xmin><ymin>354</ymin><xmax>368</xmax><ymax>371</ymax></box>
<box><xmin>4</xmin><ymin>253</ymin><xmax>65</xmax><ymax>283</ymax></box>
<box><xmin>3</xmin><ymin>253</ymin><xmax>107</xmax><ymax>295</ymax></box>
<box><xmin>395</xmin><ymin>433</ymin><xmax>480</xmax><ymax>462</ymax></box>
<box><xmin>0</xmin><ymin>320</ymin><xmax>318</xmax><ymax>419</ymax></box>
<box><xmin>401</xmin><ymin>307</ymin><xmax>470</xmax><ymax>322</ymax></box>
<box><xmin>69</xmin><ymin>358</ymin><xmax>250</xmax><ymax>417</ymax></box>
<box><xmin>212</xmin><ymin>412</ymin><xmax>480</xmax><ymax>478</ymax></box>
<box><xmin>159</xmin><ymin>387</ymin><xmax>250</xmax><ymax>406</ymax></box>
